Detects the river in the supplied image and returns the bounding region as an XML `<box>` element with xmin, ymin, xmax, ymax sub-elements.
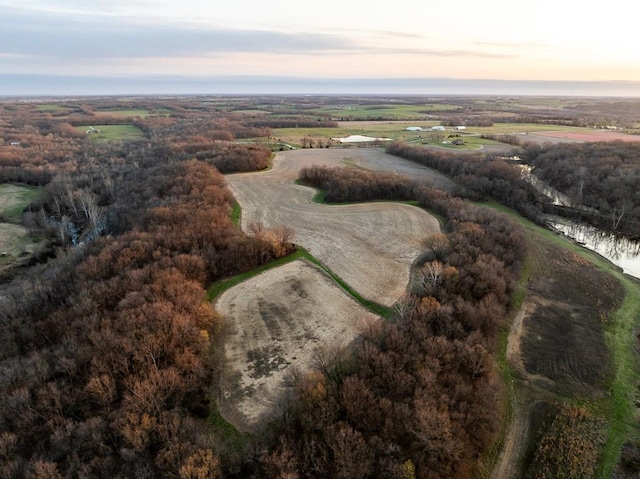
<box><xmin>549</xmin><ymin>218</ymin><xmax>640</xmax><ymax>280</ymax></box>
<box><xmin>519</xmin><ymin>164</ymin><xmax>640</xmax><ymax>279</ymax></box>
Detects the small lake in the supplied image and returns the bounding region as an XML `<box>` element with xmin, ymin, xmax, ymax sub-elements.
<box><xmin>549</xmin><ymin>219</ymin><xmax>640</xmax><ymax>280</ymax></box>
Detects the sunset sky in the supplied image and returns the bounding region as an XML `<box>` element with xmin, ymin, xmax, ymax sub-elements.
<box><xmin>1</xmin><ymin>0</ymin><xmax>639</xmax><ymax>95</ymax></box>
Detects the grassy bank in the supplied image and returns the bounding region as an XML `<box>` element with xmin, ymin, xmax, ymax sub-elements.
<box><xmin>479</xmin><ymin>200</ymin><xmax>640</xmax><ymax>477</ymax></box>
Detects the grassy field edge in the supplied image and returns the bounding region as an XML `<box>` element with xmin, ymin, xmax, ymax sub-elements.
<box><xmin>479</xmin><ymin>200</ymin><xmax>640</xmax><ymax>477</ymax></box>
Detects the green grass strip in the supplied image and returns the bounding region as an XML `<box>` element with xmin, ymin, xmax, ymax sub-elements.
<box><xmin>597</xmin><ymin>273</ymin><xmax>640</xmax><ymax>478</ymax></box>
<box><xmin>296</xmin><ymin>248</ymin><xmax>391</xmax><ymax>317</ymax></box>
<box><xmin>206</xmin><ymin>248</ymin><xmax>307</xmax><ymax>301</ymax></box>
<box><xmin>230</xmin><ymin>201</ymin><xmax>241</xmax><ymax>226</ymax></box>
<box><xmin>207</xmin><ymin>247</ymin><xmax>390</xmax><ymax>317</ymax></box>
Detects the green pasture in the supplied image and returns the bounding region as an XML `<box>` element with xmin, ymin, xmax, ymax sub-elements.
<box><xmin>265</xmin><ymin>121</ymin><xmax>549</xmax><ymax>148</ymax></box>
<box><xmin>0</xmin><ymin>224</ymin><xmax>31</xmax><ymax>261</ymax></box>
<box><xmin>264</xmin><ymin>121</ymin><xmax>592</xmax><ymax>147</ymax></box>
<box><xmin>75</xmin><ymin>124</ymin><xmax>145</xmax><ymax>142</ymax></box>
<box><xmin>0</xmin><ymin>184</ymin><xmax>41</xmax><ymax>221</ymax></box>
<box><xmin>94</xmin><ymin>108</ymin><xmax>151</xmax><ymax>117</ymax></box>
<box><xmin>270</xmin><ymin>123</ymin><xmax>437</xmax><ymax>145</ymax></box>
<box><xmin>309</xmin><ymin>103</ymin><xmax>461</xmax><ymax>119</ymax></box>
<box><xmin>414</xmin><ymin>134</ymin><xmax>506</xmax><ymax>150</ymax></box>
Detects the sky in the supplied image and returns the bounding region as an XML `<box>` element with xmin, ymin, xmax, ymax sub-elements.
<box><xmin>1</xmin><ymin>0</ymin><xmax>640</xmax><ymax>96</ymax></box>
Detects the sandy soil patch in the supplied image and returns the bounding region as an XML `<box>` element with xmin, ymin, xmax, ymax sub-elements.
<box><xmin>215</xmin><ymin>259</ymin><xmax>378</xmax><ymax>431</ymax></box>
<box><xmin>226</xmin><ymin>148</ymin><xmax>446</xmax><ymax>307</ymax></box>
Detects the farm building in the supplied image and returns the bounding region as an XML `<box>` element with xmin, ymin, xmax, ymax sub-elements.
<box><xmin>405</xmin><ymin>126</ymin><xmax>423</xmax><ymax>131</ymax></box>
<box><xmin>455</xmin><ymin>126</ymin><xmax>467</xmax><ymax>130</ymax></box>
<box><xmin>431</xmin><ymin>126</ymin><xmax>446</xmax><ymax>131</ymax></box>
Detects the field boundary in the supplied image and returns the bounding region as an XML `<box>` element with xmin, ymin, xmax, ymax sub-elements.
<box><xmin>207</xmin><ymin>247</ymin><xmax>389</xmax><ymax>316</ymax></box>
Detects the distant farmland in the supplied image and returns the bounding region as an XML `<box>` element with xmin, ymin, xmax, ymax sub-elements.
<box><xmin>75</xmin><ymin>124</ymin><xmax>145</xmax><ymax>142</ymax></box>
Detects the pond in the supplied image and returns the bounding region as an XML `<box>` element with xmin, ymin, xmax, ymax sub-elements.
<box><xmin>549</xmin><ymin>219</ymin><xmax>640</xmax><ymax>280</ymax></box>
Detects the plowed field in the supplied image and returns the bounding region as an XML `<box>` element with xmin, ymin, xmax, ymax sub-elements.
<box><xmin>216</xmin><ymin>148</ymin><xmax>444</xmax><ymax>430</ymax></box>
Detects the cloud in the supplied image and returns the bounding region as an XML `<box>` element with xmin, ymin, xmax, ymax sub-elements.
<box><xmin>367</xmin><ymin>47</ymin><xmax>515</xmax><ymax>58</ymax></box>
<box><xmin>0</xmin><ymin>8</ymin><xmax>356</xmax><ymax>58</ymax></box>
<box><xmin>0</xmin><ymin>7</ymin><xmax>515</xmax><ymax>62</ymax></box>
<box><xmin>474</xmin><ymin>40</ymin><xmax>544</xmax><ymax>49</ymax></box>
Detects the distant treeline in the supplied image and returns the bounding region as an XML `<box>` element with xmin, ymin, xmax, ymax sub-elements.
<box><xmin>258</xmin><ymin>165</ymin><xmax>526</xmax><ymax>478</ymax></box>
<box><xmin>480</xmin><ymin>133</ymin><xmax>522</xmax><ymax>145</ymax></box>
<box><xmin>246</xmin><ymin>118</ymin><xmax>339</xmax><ymax>129</ymax></box>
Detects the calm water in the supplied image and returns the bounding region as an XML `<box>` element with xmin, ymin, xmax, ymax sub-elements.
<box><xmin>549</xmin><ymin>220</ymin><xmax>640</xmax><ymax>280</ymax></box>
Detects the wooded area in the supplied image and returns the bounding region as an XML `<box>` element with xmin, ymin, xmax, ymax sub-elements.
<box><xmin>522</xmin><ymin>141</ymin><xmax>640</xmax><ymax>237</ymax></box>
<box><xmin>286</xmin><ymin>165</ymin><xmax>526</xmax><ymax>478</ymax></box>
<box><xmin>0</xmin><ymin>95</ymin><xmax>638</xmax><ymax>478</ymax></box>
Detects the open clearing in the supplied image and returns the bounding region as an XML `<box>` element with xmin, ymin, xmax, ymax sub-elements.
<box><xmin>74</xmin><ymin>124</ymin><xmax>145</xmax><ymax>142</ymax></box>
<box><xmin>216</xmin><ymin>148</ymin><xmax>445</xmax><ymax>431</ymax></box>
<box><xmin>215</xmin><ymin>259</ymin><xmax>378</xmax><ymax>431</ymax></box>
<box><xmin>0</xmin><ymin>223</ymin><xmax>30</xmax><ymax>257</ymax></box>
<box><xmin>0</xmin><ymin>184</ymin><xmax>40</xmax><ymax>221</ymax></box>
<box><xmin>0</xmin><ymin>184</ymin><xmax>42</xmax><ymax>271</ymax></box>
<box><xmin>225</xmin><ymin>148</ymin><xmax>447</xmax><ymax>306</ymax></box>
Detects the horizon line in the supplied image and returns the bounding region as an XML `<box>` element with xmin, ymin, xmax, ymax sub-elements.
<box><xmin>2</xmin><ymin>74</ymin><xmax>640</xmax><ymax>98</ymax></box>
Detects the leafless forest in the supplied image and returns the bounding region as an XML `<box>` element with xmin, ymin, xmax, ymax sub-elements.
<box><xmin>0</xmin><ymin>96</ymin><xmax>639</xmax><ymax>478</ymax></box>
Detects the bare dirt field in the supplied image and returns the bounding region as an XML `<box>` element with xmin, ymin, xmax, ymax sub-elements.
<box><xmin>225</xmin><ymin>148</ymin><xmax>446</xmax><ymax>306</ymax></box>
<box><xmin>216</xmin><ymin>148</ymin><xmax>444</xmax><ymax>431</ymax></box>
<box><xmin>215</xmin><ymin>259</ymin><xmax>379</xmax><ymax>431</ymax></box>
<box><xmin>523</xmin><ymin>130</ymin><xmax>640</xmax><ymax>144</ymax></box>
